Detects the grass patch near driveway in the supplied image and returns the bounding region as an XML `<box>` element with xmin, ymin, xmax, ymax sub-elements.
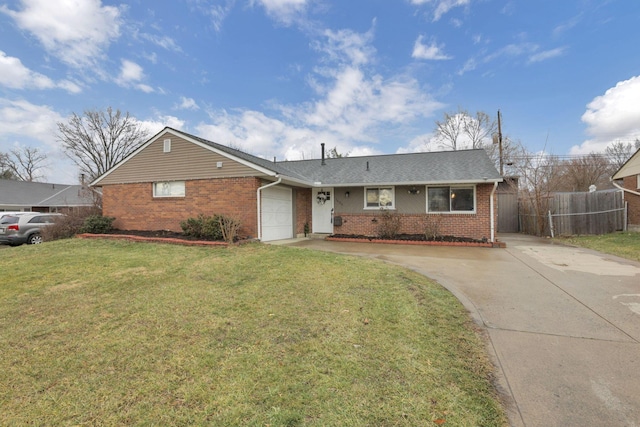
<box><xmin>0</xmin><ymin>239</ymin><xmax>506</xmax><ymax>426</ymax></box>
<box><xmin>560</xmin><ymin>232</ymin><xmax>640</xmax><ymax>262</ymax></box>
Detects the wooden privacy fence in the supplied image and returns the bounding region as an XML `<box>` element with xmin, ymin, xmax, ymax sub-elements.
<box><xmin>519</xmin><ymin>189</ymin><xmax>625</xmax><ymax>236</ymax></box>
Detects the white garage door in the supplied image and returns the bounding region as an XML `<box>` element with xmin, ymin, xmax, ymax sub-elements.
<box><xmin>261</xmin><ymin>186</ymin><xmax>293</xmax><ymax>241</ymax></box>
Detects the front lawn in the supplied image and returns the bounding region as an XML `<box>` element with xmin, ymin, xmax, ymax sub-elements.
<box><xmin>560</xmin><ymin>231</ymin><xmax>640</xmax><ymax>262</ymax></box>
<box><xmin>0</xmin><ymin>239</ymin><xmax>506</xmax><ymax>426</ymax></box>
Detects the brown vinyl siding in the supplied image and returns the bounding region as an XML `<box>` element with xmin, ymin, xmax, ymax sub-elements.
<box><xmin>98</xmin><ymin>135</ymin><xmax>262</xmax><ymax>185</ymax></box>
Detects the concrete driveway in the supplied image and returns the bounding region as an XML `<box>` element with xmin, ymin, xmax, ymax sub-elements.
<box><xmin>282</xmin><ymin>234</ymin><xmax>640</xmax><ymax>427</ymax></box>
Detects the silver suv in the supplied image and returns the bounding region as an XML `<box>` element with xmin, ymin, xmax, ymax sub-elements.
<box><xmin>0</xmin><ymin>213</ymin><xmax>64</xmax><ymax>246</ymax></box>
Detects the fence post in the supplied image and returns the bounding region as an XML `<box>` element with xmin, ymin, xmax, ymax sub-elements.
<box><xmin>548</xmin><ymin>210</ymin><xmax>555</xmax><ymax>238</ymax></box>
<box><xmin>624</xmin><ymin>201</ymin><xmax>628</xmax><ymax>232</ymax></box>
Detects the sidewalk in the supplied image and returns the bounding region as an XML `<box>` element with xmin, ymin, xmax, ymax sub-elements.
<box><xmin>285</xmin><ymin>234</ymin><xmax>640</xmax><ymax>426</ymax></box>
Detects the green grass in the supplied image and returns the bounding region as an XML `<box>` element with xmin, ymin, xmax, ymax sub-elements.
<box><xmin>559</xmin><ymin>231</ymin><xmax>640</xmax><ymax>262</ymax></box>
<box><xmin>0</xmin><ymin>239</ymin><xmax>506</xmax><ymax>426</ymax></box>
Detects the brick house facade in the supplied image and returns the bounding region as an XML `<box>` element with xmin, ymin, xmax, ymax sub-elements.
<box><xmin>92</xmin><ymin>127</ymin><xmax>503</xmax><ymax>242</ymax></box>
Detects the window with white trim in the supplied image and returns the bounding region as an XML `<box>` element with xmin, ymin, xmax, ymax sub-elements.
<box><xmin>163</xmin><ymin>139</ymin><xmax>171</xmax><ymax>153</ymax></box>
<box><xmin>153</xmin><ymin>181</ymin><xmax>185</xmax><ymax>197</ymax></box>
<box><xmin>427</xmin><ymin>186</ymin><xmax>475</xmax><ymax>212</ymax></box>
<box><xmin>637</xmin><ymin>174</ymin><xmax>640</xmax><ymax>189</ymax></box>
<box><xmin>365</xmin><ymin>187</ymin><xmax>394</xmax><ymax>209</ymax></box>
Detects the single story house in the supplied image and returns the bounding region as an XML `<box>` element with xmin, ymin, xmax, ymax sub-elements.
<box><xmin>91</xmin><ymin>127</ymin><xmax>503</xmax><ymax>242</ymax></box>
<box><xmin>612</xmin><ymin>147</ymin><xmax>640</xmax><ymax>231</ymax></box>
<box><xmin>0</xmin><ymin>179</ymin><xmax>96</xmax><ymax>214</ymax></box>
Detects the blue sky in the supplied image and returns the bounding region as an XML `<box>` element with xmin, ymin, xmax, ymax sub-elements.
<box><xmin>1</xmin><ymin>0</ymin><xmax>639</xmax><ymax>184</ymax></box>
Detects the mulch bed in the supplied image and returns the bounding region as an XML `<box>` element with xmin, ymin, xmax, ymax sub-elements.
<box><xmin>327</xmin><ymin>234</ymin><xmax>503</xmax><ymax>248</ymax></box>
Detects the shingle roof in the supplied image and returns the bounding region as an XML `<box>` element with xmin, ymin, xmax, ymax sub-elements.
<box><xmin>168</xmin><ymin>127</ymin><xmax>502</xmax><ymax>186</ymax></box>
<box><xmin>275</xmin><ymin>149</ymin><xmax>502</xmax><ymax>186</ymax></box>
<box><xmin>0</xmin><ymin>180</ymin><xmax>95</xmax><ymax>208</ymax></box>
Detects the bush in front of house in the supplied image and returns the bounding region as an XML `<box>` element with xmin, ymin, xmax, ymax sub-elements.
<box><xmin>41</xmin><ymin>212</ymin><xmax>88</xmax><ymax>242</ymax></box>
<box><xmin>377</xmin><ymin>209</ymin><xmax>401</xmax><ymax>239</ymax></box>
<box><xmin>180</xmin><ymin>214</ymin><xmax>224</xmax><ymax>240</ymax></box>
<box><xmin>80</xmin><ymin>215</ymin><xmax>116</xmax><ymax>234</ymax></box>
<box><xmin>180</xmin><ymin>214</ymin><xmax>243</xmax><ymax>242</ymax></box>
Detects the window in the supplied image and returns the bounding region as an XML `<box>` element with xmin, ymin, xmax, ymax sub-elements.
<box><xmin>427</xmin><ymin>186</ymin><xmax>475</xmax><ymax>212</ymax></box>
<box><xmin>365</xmin><ymin>187</ymin><xmax>394</xmax><ymax>209</ymax></box>
<box><xmin>637</xmin><ymin>174</ymin><xmax>640</xmax><ymax>189</ymax></box>
<box><xmin>153</xmin><ymin>181</ymin><xmax>185</xmax><ymax>197</ymax></box>
<box><xmin>163</xmin><ymin>139</ymin><xmax>171</xmax><ymax>153</ymax></box>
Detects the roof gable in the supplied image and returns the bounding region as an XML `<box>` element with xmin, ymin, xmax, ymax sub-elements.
<box><xmin>612</xmin><ymin>146</ymin><xmax>640</xmax><ymax>180</ymax></box>
<box><xmin>91</xmin><ymin>127</ymin><xmax>282</xmax><ymax>186</ymax></box>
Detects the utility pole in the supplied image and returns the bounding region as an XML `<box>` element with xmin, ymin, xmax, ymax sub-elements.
<box><xmin>496</xmin><ymin>110</ymin><xmax>504</xmax><ymax>176</ymax></box>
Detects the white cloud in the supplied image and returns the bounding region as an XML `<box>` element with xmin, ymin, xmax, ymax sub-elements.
<box><xmin>116</xmin><ymin>59</ymin><xmax>153</xmax><ymax>92</ymax></box>
<box><xmin>412</xmin><ymin>36</ymin><xmax>452</xmax><ymax>60</ymax></box>
<box><xmin>251</xmin><ymin>0</ymin><xmax>308</xmax><ymax>25</ymax></box>
<box><xmin>528</xmin><ymin>47</ymin><xmax>566</xmax><ymax>64</ymax></box>
<box><xmin>0</xmin><ymin>98</ymin><xmax>64</xmax><ymax>148</ymax></box>
<box><xmin>1</xmin><ymin>0</ymin><xmax>122</xmax><ymax>69</ymax></box>
<box><xmin>396</xmin><ymin>132</ymin><xmax>437</xmax><ymax>153</ymax></box>
<box><xmin>571</xmin><ymin>76</ymin><xmax>640</xmax><ymax>154</ymax></box>
<box><xmin>138</xmin><ymin>33</ymin><xmax>181</xmax><ymax>52</ymax></box>
<box><xmin>313</xmin><ymin>26</ymin><xmax>376</xmax><ymax>67</ymax></box>
<box><xmin>0</xmin><ymin>51</ymin><xmax>54</xmax><ymax>90</ymax></box>
<box><xmin>175</xmin><ymin>97</ymin><xmax>200</xmax><ymax>111</ymax></box>
<box><xmin>409</xmin><ymin>0</ymin><xmax>470</xmax><ymax>21</ymax></box>
<box><xmin>458</xmin><ymin>42</ymin><xmax>564</xmax><ymax>75</ymax></box>
<box><xmin>0</xmin><ymin>50</ymin><xmax>82</xmax><ymax>93</ymax></box>
<box><xmin>136</xmin><ymin>115</ymin><xmax>186</xmax><ymax>136</ymax></box>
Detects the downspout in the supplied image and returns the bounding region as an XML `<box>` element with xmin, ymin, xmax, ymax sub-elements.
<box><xmin>256</xmin><ymin>176</ymin><xmax>282</xmax><ymax>241</ymax></box>
<box><xmin>490</xmin><ymin>181</ymin><xmax>498</xmax><ymax>243</ymax></box>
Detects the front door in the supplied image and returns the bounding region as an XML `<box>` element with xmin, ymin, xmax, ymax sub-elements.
<box><xmin>312</xmin><ymin>188</ymin><xmax>333</xmax><ymax>233</ymax></box>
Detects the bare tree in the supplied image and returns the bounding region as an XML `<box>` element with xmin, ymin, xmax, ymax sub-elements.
<box><xmin>434</xmin><ymin>108</ymin><xmax>466</xmax><ymax>150</ymax></box>
<box><xmin>0</xmin><ymin>147</ymin><xmax>47</xmax><ymax>181</ymax></box>
<box><xmin>556</xmin><ymin>154</ymin><xmax>611</xmax><ymax>192</ymax></box>
<box><xmin>511</xmin><ymin>142</ymin><xmax>563</xmax><ymax>236</ymax></box>
<box><xmin>464</xmin><ymin>110</ymin><xmax>497</xmax><ymax>149</ymax></box>
<box><xmin>326</xmin><ymin>146</ymin><xmax>349</xmax><ymax>158</ymax></box>
<box><xmin>57</xmin><ymin>107</ymin><xmax>149</xmax><ymax>182</ymax></box>
<box><xmin>605</xmin><ymin>140</ymin><xmax>639</xmax><ymax>173</ymax></box>
<box><xmin>435</xmin><ymin>108</ymin><xmax>498</xmax><ymax>151</ymax></box>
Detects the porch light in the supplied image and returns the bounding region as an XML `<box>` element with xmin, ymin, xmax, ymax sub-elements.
<box><xmin>345</xmin><ymin>191</ymin><xmax>350</xmax><ymax>198</ymax></box>
<box><xmin>408</xmin><ymin>187</ymin><xmax>420</xmax><ymax>195</ymax></box>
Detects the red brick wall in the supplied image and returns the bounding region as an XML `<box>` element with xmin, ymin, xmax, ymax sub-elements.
<box><xmin>623</xmin><ymin>176</ymin><xmax>640</xmax><ymax>226</ymax></box>
<box><xmin>102</xmin><ymin>177</ymin><xmax>261</xmax><ymax>238</ymax></box>
<box><xmin>333</xmin><ymin>184</ymin><xmax>496</xmax><ymax>241</ymax></box>
<box><xmin>295</xmin><ymin>188</ymin><xmax>312</xmax><ymax>235</ymax></box>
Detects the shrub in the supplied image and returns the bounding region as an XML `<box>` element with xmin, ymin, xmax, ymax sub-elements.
<box><xmin>377</xmin><ymin>209</ymin><xmax>401</xmax><ymax>239</ymax></box>
<box><xmin>218</xmin><ymin>215</ymin><xmax>242</xmax><ymax>243</ymax></box>
<box><xmin>180</xmin><ymin>214</ymin><xmax>223</xmax><ymax>240</ymax></box>
<box><xmin>423</xmin><ymin>215</ymin><xmax>443</xmax><ymax>240</ymax></box>
<box><xmin>41</xmin><ymin>213</ymin><xmax>86</xmax><ymax>242</ymax></box>
<box><xmin>80</xmin><ymin>215</ymin><xmax>116</xmax><ymax>234</ymax></box>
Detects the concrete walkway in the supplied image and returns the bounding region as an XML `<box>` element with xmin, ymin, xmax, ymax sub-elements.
<box><xmin>282</xmin><ymin>234</ymin><xmax>640</xmax><ymax>427</ymax></box>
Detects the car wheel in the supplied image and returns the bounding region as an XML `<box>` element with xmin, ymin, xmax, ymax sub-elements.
<box><xmin>27</xmin><ymin>234</ymin><xmax>43</xmax><ymax>244</ymax></box>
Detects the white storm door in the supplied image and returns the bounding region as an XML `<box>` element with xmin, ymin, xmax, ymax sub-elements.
<box><xmin>312</xmin><ymin>188</ymin><xmax>334</xmax><ymax>233</ymax></box>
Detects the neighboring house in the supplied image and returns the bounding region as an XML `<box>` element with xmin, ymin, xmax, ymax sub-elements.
<box><xmin>91</xmin><ymin>127</ymin><xmax>503</xmax><ymax>242</ymax></box>
<box><xmin>612</xmin><ymin>147</ymin><xmax>640</xmax><ymax>231</ymax></box>
<box><xmin>0</xmin><ymin>179</ymin><xmax>96</xmax><ymax>213</ymax></box>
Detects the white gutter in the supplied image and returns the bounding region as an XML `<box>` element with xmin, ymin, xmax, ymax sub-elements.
<box><xmin>490</xmin><ymin>181</ymin><xmax>498</xmax><ymax>243</ymax></box>
<box><xmin>612</xmin><ymin>180</ymin><xmax>640</xmax><ymax>197</ymax></box>
<box><xmin>256</xmin><ymin>176</ymin><xmax>282</xmax><ymax>241</ymax></box>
